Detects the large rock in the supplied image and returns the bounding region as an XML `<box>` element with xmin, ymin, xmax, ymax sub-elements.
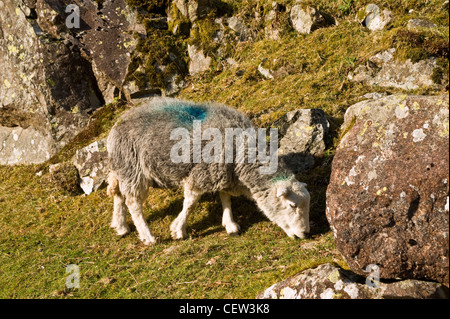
<box><xmin>0</xmin><ymin>0</ymin><xmax>103</xmax><ymax>165</ymax></box>
<box><xmin>277</xmin><ymin>109</ymin><xmax>329</xmax><ymax>173</ymax></box>
<box><xmin>33</xmin><ymin>0</ymin><xmax>142</xmax><ymax>102</ymax></box>
<box><xmin>73</xmin><ymin>139</ymin><xmax>109</xmax><ymax>195</ymax></box>
<box><xmin>348</xmin><ymin>48</ymin><xmax>441</xmax><ymax>90</ymax></box>
<box><xmin>326</xmin><ymin>94</ymin><xmax>449</xmax><ymax>285</ymax></box>
<box><xmin>0</xmin><ymin>125</ymin><xmax>53</xmax><ymax>165</ymax></box>
<box><xmin>290</xmin><ymin>4</ymin><xmax>334</xmax><ymax>34</ymax></box>
<box><xmin>258</xmin><ymin>263</ymin><xmax>449</xmax><ymax>299</ymax></box>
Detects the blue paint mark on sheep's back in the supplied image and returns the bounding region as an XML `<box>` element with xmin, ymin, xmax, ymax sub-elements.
<box><xmin>160</xmin><ymin>103</ymin><xmax>208</xmax><ymax>127</ymax></box>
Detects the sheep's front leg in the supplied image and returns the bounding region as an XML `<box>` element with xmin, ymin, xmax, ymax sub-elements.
<box><xmin>170</xmin><ymin>187</ymin><xmax>201</xmax><ymax>240</ymax></box>
<box><xmin>111</xmin><ymin>193</ymin><xmax>130</xmax><ymax>236</ymax></box>
<box><xmin>219</xmin><ymin>191</ymin><xmax>240</xmax><ymax>236</ymax></box>
<box><xmin>125</xmin><ymin>195</ymin><xmax>156</xmax><ymax>245</ymax></box>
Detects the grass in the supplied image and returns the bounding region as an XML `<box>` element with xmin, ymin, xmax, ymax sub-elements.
<box><xmin>0</xmin><ymin>165</ymin><xmax>344</xmax><ymax>298</ymax></box>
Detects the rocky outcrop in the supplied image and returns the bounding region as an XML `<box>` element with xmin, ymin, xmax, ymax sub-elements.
<box><xmin>0</xmin><ymin>0</ymin><xmax>104</xmax><ymax>165</ymax></box>
<box><xmin>277</xmin><ymin>109</ymin><xmax>329</xmax><ymax>173</ymax></box>
<box><xmin>326</xmin><ymin>94</ymin><xmax>449</xmax><ymax>285</ymax></box>
<box><xmin>33</xmin><ymin>0</ymin><xmax>142</xmax><ymax>103</ymax></box>
<box><xmin>258</xmin><ymin>263</ymin><xmax>449</xmax><ymax>299</ymax></box>
<box><xmin>348</xmin><ymin>48</ymin><xmax>441</xmax><ymax>90</ymax></box>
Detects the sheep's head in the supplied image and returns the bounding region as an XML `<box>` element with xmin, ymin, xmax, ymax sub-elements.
<box><xmin>265</xmin><ymin>178</ymin><xmax>310</xmax><ymax>239</ymax></box>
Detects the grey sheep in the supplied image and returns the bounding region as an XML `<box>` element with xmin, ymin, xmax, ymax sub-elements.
<box><xmin>106</xmin><ymin>97</ymin><xmax>310</xmax><ymax>245</ymax></box>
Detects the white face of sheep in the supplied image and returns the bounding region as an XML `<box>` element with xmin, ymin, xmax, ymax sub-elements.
<box><xmin>271</xmin><ymin>180</ymin><xmax>310</xmax><ymax>239</ymax></box>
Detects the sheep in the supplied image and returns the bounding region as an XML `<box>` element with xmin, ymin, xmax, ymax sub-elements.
<box><xmin>106</xmin><ymin>97</ymin><xmax>310</xmax><ymax>245</ymax></box>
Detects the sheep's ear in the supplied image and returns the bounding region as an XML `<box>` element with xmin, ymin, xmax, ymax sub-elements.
<box><xmin>300</xmin><ymin>182</ymin><xmax>307</xmax><ymax>187</ymax></box>
<box><xmin>276</xmin><ymin>186</ymin><xmax>289</xmax><ymax>198</ymax></box>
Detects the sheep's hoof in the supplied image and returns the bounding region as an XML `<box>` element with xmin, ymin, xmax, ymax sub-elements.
<box><xmin>140</xmin><ymin>236</ymin><xmax>157</xmax><ymax>245</ymax></box>
<box><xmin>170</xmin><ymin>227</ymin><xmax>187</xmax><ymax>240</ymax></box>
<box><xmin>225</xmin><ymin>223</ymin><xmax>241</xmax><ymax>236</ymax></box>
<box><xmin>170</xmin><ymin>220</ymin><xmax>188</xmax><ymax>240</ymax></box>
<box><xmin>113</xmin><ymin>225</ymin><xmax>130</xmax><ymax>237</ymax></box>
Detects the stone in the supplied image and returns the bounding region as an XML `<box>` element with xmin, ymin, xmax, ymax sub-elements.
<box><xmin>73</xmin><ymin>139</ymin><xmax>109</xmax><ymax>195</ymax></box>
<box><xmin>407</xmin><ymin>18</ymin><xmax>437</xmax><ymax>30</ymax></box>
<box><xmin>174</xmin><ymin>0</ymin><xmax>213</xmax><ymax>22</ymax></box>
<box><xmin>257</xmin><ymin>60</ymin><xmax>275</xmax><ymax>80</ymax></box>
<box><xmin>188</xmin><ymin>44</ymin><xmax>212</xmax><ymax>75</ymax></box>
<box><xmin>277</xmin><ymin>109</ymin><xmax>329</xmax><ymax>173</ymax></box>
<box><xmin>258</xmin><ymin>263</ymin><xmax>449</xmax><ymax>299</ymax></box>
<box><xmin>348</xmin><ymin>48</ymin><xmax>441</xmax><ymax>90</ymax></box>
<box><xmin>0</xmin><ymin>125</ymin><xmax>53</xmax><ymax>165</ymax></box>
<box><xmin>0</xmin><ymin>0</ymin><xmax>103</xmax><ymax>165</ymax></box>
<box><xmin>357</xmin><ymin>4</ymin><xmax>393</xmax><ymax>31</ymax></box>
<box><xmin>227</xmin><ymin>16</ymin><xmax>250</xmax><ymax>41</ymax></box>
<box><xmin>290</xmin><ymin>4</ymin><xmax>334</xmax><ymax>34</ymax></box>
<box><xmin>327</xmin><ymin>94</ymin><xmax>449</xmax><ymax>285</ymax></box>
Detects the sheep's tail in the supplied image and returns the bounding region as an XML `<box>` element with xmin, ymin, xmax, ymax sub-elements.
<box><xmin>107</xmin><ymin>171</ymin><xmax>120</xmax><ymax>197</ymax></box>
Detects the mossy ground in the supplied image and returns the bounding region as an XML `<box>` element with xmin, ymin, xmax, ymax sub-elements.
<box><xmin>0</xmin><ymin>0</ymin><xmax>448</xmax><ymax>299</ymax></box>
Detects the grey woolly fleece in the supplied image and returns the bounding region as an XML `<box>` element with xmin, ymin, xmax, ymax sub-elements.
<box><xmin>107</xmin><ymin>97</ymin><xmax>294</xmax><ymax>199</ymax></box>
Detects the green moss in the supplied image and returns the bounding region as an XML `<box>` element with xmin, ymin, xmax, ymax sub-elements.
<box><xmin>127</xmin><ymin>20</ymin><xmax>188</xmax><ymax>91</ymax></box>
<box><xmin>125</xmin><ymin>0</ymin><xmax>167</xmax><ymax>13</ymax></box>
<box><xmin>49</xmin><ymin>162</ymin><xmax>81</xmax><ymax>195</ymax></box>
<box><xmin>168</xmin><ymin>2</ymin><xmax>191</xmax><ymax>37</ymax></box>
<box><xmin>431</xmin><ymin>57</ymin><xmax>449</xmax><ymax>85</ymax></box>
<box><xmin>337</xmin><ymin>116</ymin><xmax>356</xmax><ymax>146</ymax></box>
<box><xmin>406</xmin><ymin>48</ymin><xmax>429</xmax><ymax>63</ymax></box>
<box><xmin>393</xmin><ymin>29</ymin><xmax>449</xmax><ymax>63</ymax></box>
<box><xmin>46</xmin><ymin>77</ymin><xmax>55</xmax><ymax>87</ymax></box>
<box><xmin>189</xmin><ymin>12</ymin><xmax>221</xmax><ymax>56</ymax></box>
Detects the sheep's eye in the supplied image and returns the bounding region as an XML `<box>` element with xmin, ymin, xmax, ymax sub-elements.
<box><xmin>289</xmin><ymin>203</ymin><xmax>297</xmax><ymax>208</ymax></box>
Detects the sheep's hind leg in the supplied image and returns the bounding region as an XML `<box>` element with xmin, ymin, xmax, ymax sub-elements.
<box><xmin>125</xmin><ymin>195</ymin><xmax>156</xmax><ymax>245</ymax></box>
<box><xmin>111</xmin><ymin>193</ymin><xmax>130</xmax><ymax>236</ymax></box>
<box><xmin>170</xmin><ymin>187</ymin><xmax>201</xmax><ymax>240</ymax></box>
<box><xmin>219</xmin><ymin>191</ymin><xmax>240</xmax><ymax>236</ymax></box>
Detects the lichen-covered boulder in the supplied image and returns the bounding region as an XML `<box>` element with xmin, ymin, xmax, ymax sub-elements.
<box><xmin>326</xmin><ymin>94</ymin><xmax>449</xmax><ymax>285</ymax></box>
<box><xmin>73</xmin><ymin>139</ymin><xmax>109</xmax><ymax>195</ymax></box>
<box><xmin>34</xmin><ymin>0</ymin><xmax>142</xmax><ymax>103</ymax></box>
<box><xmin>258</xmin><ymin>263</ymin><xmax>449</xmax><ymax>299</ymax></box>
<box><xmin>0</xmin><ymin>0</ymin><xmax>103</xmax><ymax>165</ymax></box>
